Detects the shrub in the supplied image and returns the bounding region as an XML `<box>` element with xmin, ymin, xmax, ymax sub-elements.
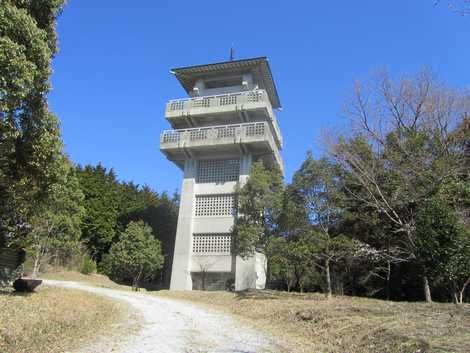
<box><xmin>106</xmin><ymin>221</ymin><xmax>164</xmax><ymax>290</ymax></box>
<box><xmin>97</xmin><ymin>253</ymin><xmax>112</xmax><ymax>277</ymax></box>
<box><xmin>80</xmin><ymin>255</ymin><xmax>96</xmax><ymax>275</ymax></box>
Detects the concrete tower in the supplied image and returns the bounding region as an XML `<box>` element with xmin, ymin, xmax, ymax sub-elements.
<box><xmin>160</xmin><ymin>57</ymin><xmax>283</xmax><ymax>291</ymax></box>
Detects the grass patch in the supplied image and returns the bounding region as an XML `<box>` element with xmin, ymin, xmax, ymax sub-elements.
<box><xmin>0</xmin><ymin>285</ymin><xmax>128</xmax><ymax>353</ymax></box>
<box><xmin>155</xmin><ymin>290</ymin><xmax>470</xmax><ymax>353</ymax></box>
<box><xmin>40</xmin><ymin>269</ymin><xmax>142</xmax><ymax>291</ymax></box>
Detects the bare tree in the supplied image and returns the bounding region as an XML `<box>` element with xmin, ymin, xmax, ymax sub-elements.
<box><xmin>194</xmin><ymin>257</ymin><xmax>215</xmax><ymax>290</ymax></box>
<box><xmin>326</xmin><ymin>70</ymin><xmax>469</xmax><ymax>302</ymax></box>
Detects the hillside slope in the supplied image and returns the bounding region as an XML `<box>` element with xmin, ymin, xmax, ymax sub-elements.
<box><xmin>156</xmin><ymin>290</ymin><xmax>470</xmax><ymax>353</ymax></box>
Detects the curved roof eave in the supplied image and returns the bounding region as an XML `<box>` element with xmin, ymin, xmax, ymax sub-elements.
<box><xmin>170</xmin><ymin>57</ymin><xmax>281</xmax><ymax>109</ymax></box>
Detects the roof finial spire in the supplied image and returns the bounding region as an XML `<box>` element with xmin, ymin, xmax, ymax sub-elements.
<box><xmin>229</xmin><ymin>43</ymin><xmax>235</xmax><ymax>61</ymax></box>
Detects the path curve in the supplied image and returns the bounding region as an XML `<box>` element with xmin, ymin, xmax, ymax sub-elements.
<box><xmin>44</xmin><ymin>280</ymin><xmax>280</xmax><ymax>353</ymax></box>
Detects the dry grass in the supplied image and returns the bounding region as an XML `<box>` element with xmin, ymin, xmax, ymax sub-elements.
<box><xmin>33</xmin><ymin>270</ymin><xmax>470</xmax><ymax>353</ymax></box>
<box><xmin>40</xmin><ymin>269</ymin><xmax>144</xmax><ymax>291</ymax></box>
<box><xmin>155</xmin><ymin>290</ymin><xmax>470</xmax><ymax>353</ymax></box>
<box><xmin>0</xmin><ymin>285</ymin><xmax>128</xmax><ymax>353</ymax></box>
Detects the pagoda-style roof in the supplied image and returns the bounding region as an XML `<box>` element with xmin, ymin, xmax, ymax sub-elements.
<box><xmin>170</xmin><ymin>57</ymin><xmax>281</xmax><ymax>109</ymax></box>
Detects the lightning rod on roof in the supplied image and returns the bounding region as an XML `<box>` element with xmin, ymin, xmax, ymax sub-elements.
<box><xmin>229</xmin><ymin>44</ymin><xmax>235</xmax><ymax>61</ymax></box>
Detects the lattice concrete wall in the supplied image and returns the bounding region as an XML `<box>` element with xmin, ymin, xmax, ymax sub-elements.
<box><xmin>192</xmin><ymin>233</ymin><xmax>231</xmax><ymax>254</ymax></box>
<box><xmin>196</xmin><ymin>159</ymin><xmax>240</xmax><ymax>183</ymax></box>
<box><xmin>194</xmin><ymin>194</ymin><xmax>234</xmax><ymax>217</ymax></box>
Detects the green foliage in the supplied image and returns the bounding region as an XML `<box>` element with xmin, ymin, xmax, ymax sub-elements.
<box><xmin>231</xmin><ymin>162</ymin><xmax>284</xmax><ymax>258</ymax></box>
<box><xmin>0</xmin><ymin>264</ymin><xmax>23</xmax><ymax>288</ymax></box>
<box><xmin>325</xmin><ymin>71</ymin><xmax>470</xmax><ymax>301</ymax></box>
<box><xmin>292</xmin><ymin>153</ymin><xmax>345</xmax><ymax>227</ymax></box>
<box><xmin>266</xmin><ymin>236</ymin><xmax>296</xmax><ymax>291</ymax></box>
<box><xmin>116</xmin><ymin>184</ymin><xmax>179</xmax><ymax>281</ymax></box>
<box><xmin>73</xmin><ymin>163</ymin><xmax>178</xmax><ymax>286</ymax></box>
<box><xmin>263</xmin><ymin>73</ymin><xmax>469</xmax><ymax>302</ymax></box>
<box><xmin>25</xmin><ymin>157</ymin><xmax>85</xmax><ymax>276</ymax></box>
<box><xmin>232</xmin><ymin>221</ymin><xmax>264</xmax><ymax>260</ymax></box>
<box><xmin>290</xmin><ymin>153</ymin><xmax>359</xmax><ymax>297</ymax></box>
<box><xmin>75</xmin><ymin>164</ymin><xmax>119</xmax><ymax>261</ymax></box>
<box><xmin>105</xmin><ymin>221</ymin><xmax>164</xmax><ymax>289</ymax></box>
<box><xmin>416</xmin><ymin>198</ymin><xmax>470</xmax><ymax>302</ymax></box>
<box><xmin>80</xmin><ymin>255</ymin><xmax>96</xmax><ymax>275</ymax></box>
<box><xmin>0</xmin><ymin>0</ymin><xmax>66</xmax><ymax>245</ymax></box>
<box><xmin>267</xmin><ymin>234</ymin><xmax>321</xmax><ymax>292</ymax></box>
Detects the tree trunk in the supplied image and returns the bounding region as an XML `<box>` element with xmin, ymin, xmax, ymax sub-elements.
<box><xmin>457</xmin><ymin>277</ymin><xmax>470</xmax><ymax>305</ymax></box>
<box><xmin>461</xmin><ymin>277</ymin><xmax>470</xmax><ymax>304</ymax></box>
<box><xmin>133</xmin><ymin>268</ymin><xmax>143</xmax><ymax>291</ymax></box>
<box><xmin>423</xmin><ymin>276</ymin><xmax>432</xmax><ymax>303</ymax></box>
<box><xmin>386</xmin><ymin>260</ymin><xmax>391</xmax><ymax>300</ymax></box>
<box><xmin>325</xmin><ymin>259</ymin><xmax>332</xmax><ymax>299</ymax></box>
<box><xmin>453</xmin><ymin>291</ymin><xmax>459</xmax><ymax>305</ymax></box>
<box><xmin>351</xmin><ymin>273</ymin><xmax>357</xmax><ymax>296</ymax></box>
<box><xmin>32</xmin><ymin>256</ymin><xmax>41</xmax><ymax>279</ymax></box>
<box><xmin>32</xmin><ymin>244</ymin><xmax>44</xmax><ymax>279</ymax></box>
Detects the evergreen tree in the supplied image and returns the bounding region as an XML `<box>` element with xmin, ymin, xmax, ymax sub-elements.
<box><xmin>104</xmin><ymin>221</ymin><xmax>164</xmax><ymax>290</ymax></box>
<box><xmin>76</xmin><ymin>164</ymin><xmax>119</xmax><ymax>261</ymax></box>
<box><xmin>231</xmin><ymin>162</ymin><xmax>284</xmax><ymax>258</ymax></box>
<box><xmin>416</xmin><ymin>198</ymin><xmax>470</xmax><ymax>304</ymax></box>
<box><xmin>0</xmin><ymin>0</ymin><xmax>66</xmax><ymax>245</ymax></box>
<box><xmin>116</xmin><ymin>183</ymin><xmax>179</xmax><ymax>286</ymax></box>
<box><xmin>292</xmin><ymin>153</ymin><xmax>358</xmax><ymax>298</ymax></box>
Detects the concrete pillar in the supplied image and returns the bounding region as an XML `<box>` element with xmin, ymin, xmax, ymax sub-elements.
<box><xmin>242</xmin><ymin>73</ymin><xmax>253</xmax><ymax>90</ymax></box>
<box><xmin>192</xmin><ymin>79</ymin><xmax>205</xmax><ymax>97</ymax></box>
<box><xmin>235</xmin><ymin>252</ymin><xmax>266</xmax><ymax>291</ymax></box>
<box><xmin>255</xmin><ymin>252</ymin><xmax>267</xmax><ymax>289</ymax></box>
<box><xmin>235</xmin><ymin>256</ymin><xmax>256</xmax><ymax>291</ymax></box>
<box><xmin>170</xmin><ymin>159</ymin><xmax>196</xmax><ymax>290</ymax></box>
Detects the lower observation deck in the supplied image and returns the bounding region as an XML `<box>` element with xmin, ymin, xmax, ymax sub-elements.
<box><xmin>165</xmin><ymin>89</ymin><xmax>282</xmax><ymax>148</ymax></box>
<box><xmin>160</xmin><ymin>122</ymin><xmax>283</xmax><ymax>173</ymax></box>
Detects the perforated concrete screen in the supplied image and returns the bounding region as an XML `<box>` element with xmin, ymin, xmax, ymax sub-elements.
<box><xmin>219</xmin><ymin>94</ymin><xmax>238</xmax><ymax>105</ymax></box>
<box><xmin>192</xmin><ymin>97</ymin><xmax>211</xmax><ymax>108</ymax></box>
<box><xmin>162</xmin><ymin>131</ymin><xmax>180</xmax><ymax>143</ymax></box>
<box><xmin>195</xmin><ymin>194</ymin><xmax>235</xmax><ymax>216</ymax></box>
<box><xmin>215</xmin><ymin>125</ymin><xmax>236</xmax><ymax>138</ymax></box>
<box><xmin>197</xmin><ymin>159</ymin><xmax>240</xmax><ymax>183</ymax></box>
<box><xmin>246</xmin><ymin>90</ymin><xmax>263</xmax><ymax>103</ymax></box>
<box><xmin>192</xmin><ymin>233</ymin><xmax>232</xmax><ymax>254</ymax></box>
<box><xmin>190</xmin><ymin>129</ymin><xmax>208</xmax><ymax>141</ymax></box>
<box><xmin>169</xmin><ymin>100</ymin><xmax>184</xmax><ymax>111</ymax></box>
<box><xmin>246</xmin><ymin>122</ymin><xmax>265</xmax><ymax>136</ymax></box>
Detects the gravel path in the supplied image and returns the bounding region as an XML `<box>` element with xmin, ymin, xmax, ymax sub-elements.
<box><xmin>44</xmin><ymin>280</ymin><xmax>281</xmax><ymax>353</ymax></box>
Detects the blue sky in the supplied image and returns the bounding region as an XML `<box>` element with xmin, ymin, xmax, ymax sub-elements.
<box><xmin>49</xmin><ymin>0</ymin><xmax>470</xmax><ymax>193</ymax></box>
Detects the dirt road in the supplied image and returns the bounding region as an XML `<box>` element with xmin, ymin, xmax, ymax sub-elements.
<box><xmin>44</xmin><ymin>280</ymin><xmax>281</xmax><ymax>353</ymax></box>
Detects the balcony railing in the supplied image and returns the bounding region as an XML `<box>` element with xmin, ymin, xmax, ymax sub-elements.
<box><xmin>165</xmin><ymin>89</ymin><xmax>282</xmax><ymax>148</ymax></box>
<box><xmin>161</xmin><ymin>122</ymin><xmax>267</xmax><ymax>144</ymax></box>
<box><xmin>167</xmin><ymin>89</ymin><xmax>267</xmax><ymax>111</ymax></box>
<box><xmin>160</xmin><ymin>122</ymin><xmax>283</xmax><ymax>172</ymax></box>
